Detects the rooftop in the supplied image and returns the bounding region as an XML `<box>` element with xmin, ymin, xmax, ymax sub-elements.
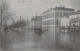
<box><xmin>31</xmin><ymin>17</ymin><xmax>36</xmax><ymax>21</ymax></box>
<box><xmin>42</xmin><ymin>6</ymin><xmax>74</xmax><ymax>14</ymax></box>
<box><xmin>35</xmin><ymin>16</ymin><xmax>42</xmax><ymax>21</ymax></box>
<box><xmin>54</xmin><ymin>7</ymin><xmax>74</xmax><ymax>11</ymax></box>
<box><xmin>71</xmin><ymin>10</ymin><xmax>80</xmax><ymax>15</ymax></box>
<box><xmin>31</xmin><ymin>16</ymin><xmax>42</xmax><ymax>21</ymax></box>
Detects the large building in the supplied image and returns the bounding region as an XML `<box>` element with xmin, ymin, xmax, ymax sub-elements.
<box><xmin>69</xmin><ymin>11</ymin><xmax>80</xmax><ymax>27</ymax></box>
<box><xmin>41</xmin><ymin>6</ymin><xmax>74</xmax><ymax>42</ymax></box>
<box><xmin>34</xmin><ymin>16</ymin><xmax>42</xmax><ymax>29</ymax></box>
<box><xmin>29</xmin><ymin>17</ymin><xmax>35</xmax><ymax>31</ymax></box>
<box><xmin>29</xmin><ymin>16</ymin><xmax>42</xmax><ymax>32</ymax></box>
<box><xmin>68</xmin><ymin>10</ymin><xmax>80</xmax><ymax>48</ymax></box>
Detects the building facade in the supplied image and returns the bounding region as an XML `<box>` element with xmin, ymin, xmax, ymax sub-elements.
<box><xmin>42</xmin><ymin>6</ymin><xmax>74</xmax><ymax>33</ymax></box>
<box><xmin>34</xmin><ymin>16</ymin><xmax>42</xmax><ymax>29</ymax></box>
<box><xmin>69</xmin><ymin>11</ymin><xmax>80</xmax><ymax>27</ymax></box>
<box><xmin>68</xmin><ymin>11</ymin><xmax>80</xmax><ymax>48</ymax></box>
<box><xmin>29</xmin><ymin>17</ymin><xmax>35</xmax><ymax>31</ymax></box>
<box><xmin>41</xmin><ymin>6</ymin><xmax>74</xmax><ymax>45</ymax></box>
<box><xmin>29</xmin><ymin>16</ymin><xmax>42</xmax><ymax>32</ymax></box>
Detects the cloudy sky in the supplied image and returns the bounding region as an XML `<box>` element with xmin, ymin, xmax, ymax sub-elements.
<box><xmin>7</xmin><ymin>0</ymin><xmax>80</xmax><ymax>20</ymax></box>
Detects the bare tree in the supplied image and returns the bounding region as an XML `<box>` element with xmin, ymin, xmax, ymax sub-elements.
<box><xmin>0</xmin><ymin>0</ymin><xmax>15</xmax><ymax>51</ymax></box>
<box><xmin>0</xmin><ymin>0</ymin><xmax>14</xmax><ymax>31</ymax></box>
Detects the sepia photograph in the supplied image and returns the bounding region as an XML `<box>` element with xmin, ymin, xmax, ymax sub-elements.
<box><xmin>0</xmin><ymin>0</ymin><xmax>80</xmax><ymax>51</ymax></box>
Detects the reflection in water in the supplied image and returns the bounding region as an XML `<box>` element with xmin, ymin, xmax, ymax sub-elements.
<box><xmin>0</xmin><ymin>29</ymin><xmax>79</xmax><ymax>51</ymax></box>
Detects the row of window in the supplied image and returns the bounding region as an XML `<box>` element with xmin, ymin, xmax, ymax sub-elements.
<box><xmin>60</xmin><ymin>20</ymin><xmax>69</xmax><ymax>26</ymax></box>
<box><xmin>42</xmin><ymin>19</ymin><xmax>54</xmax><ymax>25</ymax></box>
<box><xmin>71</xmin><ymin>22</ymin><xmax>80</xmax><ymax>27</ymax></box>
<box><xmin>55</xmin><ymin>12</ymin><xmax>70</xmax><ymax>17</ymax></box>
<box><xmin>42</xmin><ymin>26</ymin><xmax>54</xmax><ymax>31</ymax></box>
<box><xmin>42</xmin><ymin>11</ymin><xmax>71</xmax><ymax>20</ymax></box>
<box><xmin>42</xmin><ymin>19</ymin><xmax>77</xmax><ymax>27</ymax></box>
<box><xmin>42</xmin><ymin>12</ymin><xmax>54</xmax><ymax>20</ymax></box>
<box><xmin>42</xmin><ymin>19</ymin><xmax>61</xmax><ymax>26</ymax></box>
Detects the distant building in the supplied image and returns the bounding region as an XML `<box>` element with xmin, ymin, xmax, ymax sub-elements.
<box><xmin>58</xmin><ymin>10</ymin><xmax>80</xmax><ymax>47</ymax></box>
<box><xmin>69</xmin><ymin>10</ymin><xmax>80</xmax><ymax>27</ymax></box>
<box><xmin>68</xmin><ymin>10</ymin><xmax>80</xmax><ymax>48</ymax></box>
<box><xmin>33</xmin><ymin>16</ymin><xmax>42</xmax><ymax>33</ymax></box>
<box><xmin>29</xmin><ymin>17</ymin><xmax>35</xmax><ymax>31</ymax></box>
<box><xmin>9</xmin><ymin>21</ymin><xmax>26</xmax><ymax>32</ymax></box>
<box><xmin>29</xmin><ymin>16</ymin><xmax>42</xmax><ymax>32</ymax></box>
<box><xmin>34</xmin><ymin>16</ymin><xmax>42</xmax><ymax>29</ymax></box>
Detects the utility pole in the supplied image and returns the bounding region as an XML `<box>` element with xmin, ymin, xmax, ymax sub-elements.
<box><xmin>20</xmin><ymin>16</ymin><xmax>22</xmax><ymax>21</ymax></box>
<box><xmin>27</xmin><ymin>18</ymin><xmax>29</xmax><ymax>32</ymax></box>
<box><xmin>20</xmin><ymin>16</ymin><xmax>22</xmax><ymax>32</ymax></box>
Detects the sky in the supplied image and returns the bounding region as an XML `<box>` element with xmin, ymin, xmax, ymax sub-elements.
<box><xmin>6</xmin><ymin>0</ymin><xmax>80</xmax><ymax>21</ymax></box>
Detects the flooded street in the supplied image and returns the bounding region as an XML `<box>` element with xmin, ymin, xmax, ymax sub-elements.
<box><xmin>0</xmin><ymin>29</ymin><xmax>74</xmax><ymax>51</ymax></box>
<box><xmin>0</xmin><ymin>30</ymin><xmax>61</xmax><ymax>51</ymax></box>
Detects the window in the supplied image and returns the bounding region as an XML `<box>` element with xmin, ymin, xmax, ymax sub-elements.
<box><xmin>60</xmin><ymin>12</ymin><xmax>62</xmax><ymax>17</ymax></box>
<box><xmin>55</xmin><ymin>12</ymin><xmax>59</xmax><ymax>17</ymax></box>
<box><xmin>77</xmin><ymin>22</ymin><xmax>79</xmax><ymax>26</ymax></box>
<box><xmin>67</xmin><ymin>13</ymin><xmax>69</xmax><ymax>17</ymax></box>
<box><xmin>75</xmin><ymin>22</ymin><xmax>79</xmax><ymax>26</ymax></box>
<box><xmin>47</xmin><ymin>20</ymin><xmax>53</xmax><ymax>25</ymax></box>
<box><xmin>47</xmin><ymin>14</ymin><xmax>49</xmax><ymax>18</ymax></box>
<box><xmin>65</xmin><ymin>13</ymin><xmax>69</xmax><ymax>17</ymax></box>
<box><xmin>63</xmin><ymin>12</ymin><xmax>66</xmax><ymax>17</ymax></box>
<box><xmin>43</xmin><ymin>20</ymin><xmax>54</xmax><ymax>25</ymax></box>
<box><xmin>56</xmin><ymin>19</ymin><xmax>60</xmax><ymax>25</ymax></box>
